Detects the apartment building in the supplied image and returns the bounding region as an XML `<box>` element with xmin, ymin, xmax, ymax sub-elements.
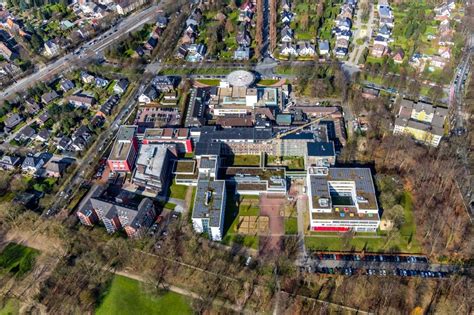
<box><xmin>307</xmin><ymin>167</ymin><xmax>380</xmax><ymax>232</ymax></box>
<box><xmin>77</xmin><ymin>185</ymin><xmax>156</xmax><ymax>237</ymax></box>
<box><xmin>393</xmin><ymin>99</ymin><xmax>447</xmax><ymax>147</ymax></box>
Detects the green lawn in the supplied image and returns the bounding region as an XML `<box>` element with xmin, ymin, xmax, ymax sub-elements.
<box><xmin>195</xmin><ymin>79</ymin><xmax>220</xmax><ymax>86</ymax></box>
<box><xmin>168</xmin><ymin>181</ymin><xmax>188</xmax><ymax>200</ymax></box>
<box><xmin>96</xmin><ymin>275</ymin><xmax>192</xmax><ymax>315</ymax></box>
<box><xmin>285</xmin><ymin>217</ymin><xmax>298</xmax><ymax>235</ymax></box>
<box><xmin>305</xmin><ymin>234</ymin><xmax>422</xmax><ymax>253</ymax></box>
<box><xmin>229</xmin><ymin>155</ymin><xmax>260</xmax><ymax>166</ymax></box>
<box><xmin>267</xmin><ymin>156</ymin><xmax>305</xmax><ymax>170</ymax></box>
<box><xmin>221</xmin><ymin>193</ymin><xmax>260</xmax><ymax>249</ymax></box>
<box><xmin>0</xmin><ymin>299</ymin><xmax>19</xmax><ymax>315</ymax></box>
<box><xmin>257</xmin><ymin>79</ymin><xmax>280</xmax><ymax>86</ymax></box>
<box><xmin>0</xmin><ymin>243</ymin><xmax>39</xmax><ymax>278</ymax></box>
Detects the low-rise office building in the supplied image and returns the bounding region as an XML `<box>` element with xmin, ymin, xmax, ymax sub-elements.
<box><xmin>307</xmin><ymin>167</ymin><xmax>380</xmax><ymax>232</ymax></box>
<box><xmin>107</xmin><ymin>125</ymin><xmax>139</xmax><ymax>173</ymax></box>
<box><xmin>131</xmin><ymin>144</ymin><xmax>176</xmax><ymax>194</ymax></box>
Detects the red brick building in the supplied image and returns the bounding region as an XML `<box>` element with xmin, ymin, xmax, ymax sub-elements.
<box><xmin>107</xmin><ymin>125</ymin><xmax>138</xmax><ymax>173</ymax></box>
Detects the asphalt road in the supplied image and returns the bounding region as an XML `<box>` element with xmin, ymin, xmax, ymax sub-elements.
<box><xmin>0</xmin><ymin>5</ymin><xmax>160</xmax><ymax>100</ymax></box>
<box><xmin>46</xmin><ymin>82</ymin><xmax>142</xmax><ymax>216</ymax></box>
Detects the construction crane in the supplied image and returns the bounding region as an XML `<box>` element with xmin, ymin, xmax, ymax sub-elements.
<box><xmin>270</xmin><ymin>110</ymin><xmax>339</xmax><ymax>141</ymax></box>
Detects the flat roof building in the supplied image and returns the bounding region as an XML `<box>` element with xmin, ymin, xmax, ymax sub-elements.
<box><xmin>191</xmin><ymin>177</ymin><xmax>227</xmax><ymax>241</ymax></box>
<box><xmin>307</xmin><ymin>167</ymin><xmax>380</xmax><ymax>232</ymax></box>
<box><xmin>108</xmin><ymin>125</ymin><xmax>138</xmax><ymax>173</ymax></box>
<box><xmin>132</xmin><ymin>144</ymin><xmax>177</xmax><ymax>195</ymax></box>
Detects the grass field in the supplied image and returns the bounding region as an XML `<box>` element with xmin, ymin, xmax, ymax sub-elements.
<box><xmin>221</xmin><ymin>194</ymin><xmax>260</xmax><ymax>249</ymax></box>
<box><xmin>285</xmin><ymin>217</ymin><xmax>298</xmax><ymax>235</ymax></box>
<box><xmin>168</xmin><ymin>181</ymin><xmax>188</xmax><ymax>200</ymax></box>
<box><xmin>229</xmin><ymin>155</ymin><xmax>260</xmax><ymax>166</ymax></box>
<box><xmin>195</xmin><ymin>79</ymin><xmax>220</xmax><ymax>86</ymax></box>
<box><xmin>0</xmin><ymin>243</ymin><xmax>39</xmax><ymax>278</ymax></box>
<box><xmin>96</xmin><ymin>275</ymin><xmax>192</xmax><ymax>315</ymax></box>
<box><xmin>257</xmin><ymin>79</ymin><xmax>280</xmax><ymax>86</ymax></box>
<box><xmin>0</xmin><ymin>299</ymin><xmax>19</xmax><ymax>315</ymax></box>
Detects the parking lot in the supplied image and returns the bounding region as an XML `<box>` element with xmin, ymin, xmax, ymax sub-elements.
<box><xmin>299</xmin><ymin>253</ymin><xmax>461</xmax><ymax>278</ymax></box>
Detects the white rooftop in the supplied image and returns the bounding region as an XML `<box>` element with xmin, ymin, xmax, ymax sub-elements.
<box><xmin>225</xmin><ymin>70</ymin><xmax>255</xmax><ymax>87</ymax></box>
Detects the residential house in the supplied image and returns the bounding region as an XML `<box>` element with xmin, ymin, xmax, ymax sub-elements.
<box><xmin>280</xmin><ymin>42</ymin><xmax>297</xmax><ymax>56</ymax></box>
<box><xmin>430</xmin><ymin>56</ymin><xmax>446</xmax><ymax>69</ymax></box>
<box><xmin>35</xmin><ymin>129</ymin><xmax>50</xmax><ymax>142</ymax></box>
<box><xmin>236</xmin><ymin>30</ymin><xmax>251</xmax><ymax>47</ymax></box>
<box><xmin>371</xmin><ymin>43</ymin><xmax>387</xmax><ymax>58</ymax></box>
<box><xmin>15</xmin><ymin>126</ymin><xmax>35</xmax><ymax>142</ymax></box>
<box><xmin>378</xmin><ymin>24</ymin><xmax>391</xmax><ymax>39</ymax></box>
<box><xmin>81</xmin><ymin>71</ymin><xmax>95</xmax><ymax>84</ymax></box>
<box><xmin>380</xmin><ymin>16</ymin><xmax>394</xmax><ymax>28</ymax></box>
<box><xmin>70</xmin><ymin>125</ymin><xmax>92</xmax><ymax>151</ymax></box>
<box><xmin>297</xmin><ymin>41</ymin><xmax>315</xmax><ymax>56</ymax></box>
<box><xmin>151</xmin><ymin>76</ymin><xmax>177</xmax><ymax>92</ymax></box>
<box><xmin>0</xmin><ymin>42</ymin><xmax>13</xmax><ymax>60</ymax></box>
<box><xmin>186</xmin><ymin>44</ymin><xmax>206</xmax><ymax>62</ymax></box>
<box><xmin>318</xmin><ymin>40</ymin><xmax>330</xmax><ymax>55</ymax></box>
<box><xmin>43</xmin><ymin>160</ymin><xmax>68</xmax><ymax>178</ymax></box>
<box><xmin>95</xmin><ymin>77</ymin><xmax>109</xmax><ymax>88</ymax></box>
<box><xmin>44</xmin><ymin>40</ymin><xmax>59</xmax><ymax>56</ymax></box>
<box><xmin>24</xmin><ymin>99</ymin><xmax>41</xmax><ymax>115</ymax></box>
<box><xmin>21</xmin><ymin>156</ymin><xmax>45</xmax><ymax>174</ymax></box>
<box><xmin>59</xmin><ymin>78</ymin><xmax>75</xmax><ymax>92</ymax></box>
<box><xmin>175</xmin><ymin>45</ymin><xmax>188</xmax><ymax>59</ymax></box>
<box><xmin>113</xmin><ymin>78</ymin><xmax>129</xmax><ymax>94</ymax></box>
<box><xmin>37</xmin><ymin>112</ymin><xmax>50</xmax><ymax>125</ymax></box>
<box><xmin>4</xmin><ymin>113</ymin><xmax>23</xmax><ymax>132</ymax></box>
<box><xmin>0</xmin><ymin>155</ymin><xmax>21</xmax><ymax>170</ymax></box>
<box><xmin>138</xmin><ymin>86</ymin><xmax>158</xmax><ymax>104</ymax></box>
<box><xmin>144</xmin><ymin>37</ymin><xmax>158</xmax><ymax>50</ymax></box>
<box><xmin>115</xmin><ymin>0</ymin><xmax>147</xmax><ymax>15</ymax></box>
<box><xmin>393</xmin><ymin>49</ymin><xmax>405</xmax><ymax>63</ymax></box>
<box><xmin>281</xmin><ymin>10</ymin><xmax>293</xmax><ymax>24</ymax></box>
<box><xmin>280</xmin><ymin>26</ymin><xmax>293</xmax><ymax>42</ymax></box>
<box><xmin>438</xmin><ymin>46</ymin><xmax>451</xmax><ymax>59</ymax></box>
<box><xmin>41</xmin><ymin>91</ymin><xmax>59</xmax><ymax>104</ymax></box>
<box><xmin>68</xmin><ymin>94</ymin><xmax>96</xmax><ymax>109</ymax></box>
<box><xmin>335</xmin><ymin>17</ymin><xmax>352</xmax><ymax>31</ymax></box>
<box><xmin>374</xmin><ymin>35</ymin><xmax>388</xmax><ymax>47</ymax></box>
<box><xmin>156</xmin><ymin>15</ymin><xmax>168</xmax><ymax>28</ymax></box>
<box><xmin>57</xmin><ymin>136</ymin><xmax>71</xmax><ymax>151</ymax></box>
<box><xmin>234</xmin><ymin>46</ymin><xmax>250</xmax><ymax>60</ymax></box>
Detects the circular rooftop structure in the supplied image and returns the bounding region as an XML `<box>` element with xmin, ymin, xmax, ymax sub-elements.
<box><xmin>226</xmin><ymin>70</ymin><xmax>255</xmax><ymax>87</ymax></box>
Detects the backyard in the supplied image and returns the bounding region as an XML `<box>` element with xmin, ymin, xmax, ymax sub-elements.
<box><xmin>168</xmin><ymin>180</ymin><xmax>188</xmax><ymax>200</ymax></box>
<box><xmin>96</xmin><ymin>275</ymin><xmax>192</xmax><ymax>315</ymax></box>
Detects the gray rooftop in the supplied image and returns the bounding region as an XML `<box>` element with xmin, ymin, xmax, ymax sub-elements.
<box><xmin>199</xmin><ymin>127</ymin><xmax>273</xmax><ymax>142</ymax></box>
<box><xmin>192</xmin><ymin>177</ymin><xmax>226</xmax><ymax>227</ymax></box>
